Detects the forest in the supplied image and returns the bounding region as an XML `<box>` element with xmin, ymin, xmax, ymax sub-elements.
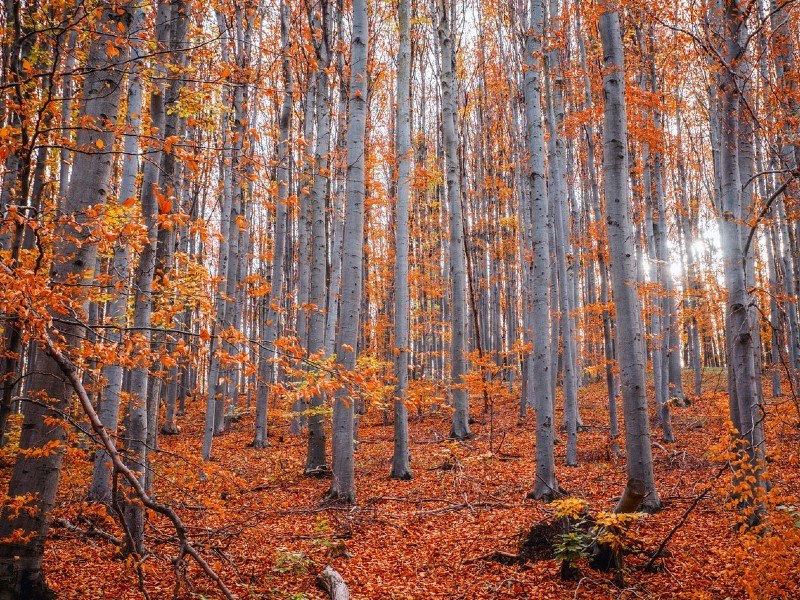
<box><xmin>1</xmin><ymin>0</ymin><xmax>799</xmax><ymax>597</ymax></box>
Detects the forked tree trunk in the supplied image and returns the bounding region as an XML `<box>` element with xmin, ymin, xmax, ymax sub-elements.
<box><xmin>712</xmin><ymin>0</ymin><xmax>767</xmax><ymax>522</ymax></box>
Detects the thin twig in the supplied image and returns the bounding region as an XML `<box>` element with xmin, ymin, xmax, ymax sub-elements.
<box><xmin>644</xmin><ymin>463</ymin><xmax>728</xmax><ymax>571</ymax></box>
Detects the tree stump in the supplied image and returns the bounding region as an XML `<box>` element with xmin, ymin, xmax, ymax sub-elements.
<box><xmin>590</xmin><ymin>477</ymin><xmax>646</xmax><ymax>572</ymax></box>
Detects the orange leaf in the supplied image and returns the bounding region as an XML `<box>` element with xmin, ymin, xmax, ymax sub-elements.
<box><xmin>158</xmin><ymin>196</ymin><xmax>172</xmax><ymax>214</ymax></box>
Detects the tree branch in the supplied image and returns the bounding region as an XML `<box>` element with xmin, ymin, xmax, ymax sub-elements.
<box><xmin>32</xmin><ymin>316</ymin><xmax>237</xmax><ymax>599</ymax></box>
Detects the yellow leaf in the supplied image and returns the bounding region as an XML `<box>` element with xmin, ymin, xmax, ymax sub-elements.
<box><xmin>96</xmin><ymin>138</ymin><xmax>104</xmax><ymax>149</ymax></box>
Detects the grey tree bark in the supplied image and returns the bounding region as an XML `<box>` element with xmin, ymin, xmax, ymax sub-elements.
<box><xmin>327</xmin><ymin>0</ymin><xmax>368</xmax><ymax>503</ymax></box>
<box><xmin>544</xmin><ymin>5</ymin><xmax>578</xmax><ymax>465</ymax></box>
<box><xmin>598</xmin><ymin>2</ymin><xmax>661</xmax><ymax>512</ymax></box>
<box><xmin>87</xmin><ymin>5</ymin><xmax>146</xmax><ymax>502</ymax></box>
<box><xmin>306</xmin><ymin>0</ymin><xmax>333</xmax><ymax>473</ymax></box>
<box><xmin>523</xmin><ymin>0</ymin><xmax>559</xmax><ymax>499</ymax></box>
<box><xmin>254</xmin><ymin>0</ymin><xmax>292</xmax><ymax>450</ymax></box>
<box><xmin>391</xmin><ymin>0</ymin><xmax>413</xmax><ymax>480</ymax></box>
<box><xmin>575</xmin><ymin>1</ymin><xmax>619</xmax><ymax>449</ymax></box>
<box><xmin>0</xmin><ymin>3</ymin><xmax>135</xmax><ymax>595</ymax></box>
<box><xmin>122</xmin><ymin>0</ymin><xmax>173</xmax><ymax>554</ymax></box>
<box><xmin>324</xmin><ymin>3</ymin><xmax>348</xmax><ymax>356</ymax></box>
<box><xmin>203</xmin><ymin>11</ymin><xmax>236</xmax><ymax>460</ymax></box>
<box><xmin>711</xmin><ymin>0</ymin><xmax>767</xmax><ymax>521</ymax></box>
<box><xmin>437</xmin><ymin>0</ymin><xmax>471</xmax><ymax>440</ymax></box>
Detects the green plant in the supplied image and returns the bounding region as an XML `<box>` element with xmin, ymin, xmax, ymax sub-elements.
<box><xmin>553</xmin><ymin>530</ymin><xmax>590</xmax><ymax>564</ymax></box>
<box><xmin>272</xmin><ymin>548</ymin><xmax>312</xmax><ymax>574</ymax></box>
<box><xmin>311</xmin><ymin>516</ymin><xmax>349</xmax><ymax>558</ymax></box>
<box><xmin>549</xmin><ymin>498</ymin><xmax>646</xmax><ymax>580</ymax></box>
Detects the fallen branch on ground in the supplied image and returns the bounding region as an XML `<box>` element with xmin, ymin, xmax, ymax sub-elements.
<box><xmin>53</xmin><ymin>518</ymin><xmax>122</xmax><ymax>546</ymax></box>
<box><xmin>463</xmin><ymin>550</ymin><xmax>521</xmax><ymax>565</ymax></box>
<box><xmin>316</xmin><ymin>565</ymin><xmax>349</xmax><ymax>600</ymax></box>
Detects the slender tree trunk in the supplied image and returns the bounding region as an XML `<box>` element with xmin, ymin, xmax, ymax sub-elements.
<box><xmin>598</xmin><ymin>2</ymin><xmax>661</xmax><ymax>512</ymax></box>
<box><xmin>87</xmin><ymin>7</ymin><xmax>145</xmax><ymax>500</ymax></box>
<box><xmin>305</xmin><ymin>1</ymin><xmax>333</xmax><ymax>472</ymax></box>
<box><xmin>712</xmin><ymin>0</ymin><xmax>767</xmax><ymax>522</ymax></box>
<box><xmin>254</xmin><ymin>0</ymin><xmax>292</xmax><ymax>450</ymax></box>
<box><xmin>203</xmin><ymin>10</ymin><xmax>237</xmax><ymax>459</ymax></box>
<box><xmin>575</xmin><ymin>1</ymin><xmax>619</xmax><ymax>447</ymax></box>
<box><xmin>544</xmin><ymin>8</ymin><xmax>578</xmax><ymax>464</ymax></box>
<box><xmin>391</xmin><ymin>0</ymin><xmax>413</xmax><ymax>480</ymax></box>
<box><xmin>523</xmin><ymin>0</ymin><xmax>558</xmax><ymax>499</ymax></box>
<box><xmin>437</xmin><ymin>0</ymin><xmax>470</xmax><ymax>440</ymax></box>
<box><xmin>123</xmin><ymin>0</ymin><xmax>172</xmax><ymax>553</ymax></box>
<box><xmin>327</xmin><ymin>0</ymin><xmax>368</xmax><ymax>503</ymax></box>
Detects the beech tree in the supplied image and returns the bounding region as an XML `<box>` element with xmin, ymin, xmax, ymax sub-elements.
<box><xmin>391</xmin><ymin>0</ymin><xmax>413</xmax><ymax>481</ymax></box>
<box><xmin>4</xmin><ymin>0</ymin><xmax>800</xmax><ymax>596</ymax></box>
<box><xmin>0</xmin><ymin>2</ymin><xmax>136</xmax><ymax>594</ymax></box>
<box><xmin>328</xmin><ymin>0</ymin><xmax>368</xmax><ymax>503</ymax></box>
<box><xmin>437</xmin><ymin>0</ymin><xmax>470</xmax><ymax>440</ymax></box>
<box><xmin>254</xmin><ymin>0</ymin><xmax>292</xmax><ymax>451</ymax></box>
<box><xmin>523</xmin><ymin>0</ymin><xmax>559</xmax><ymax>499</ymax></box>
<box><xmin>707</xmin><ymin>0</ymin><xmax>768</xmax><ymax>519</ymax></box>
<box><xmin>598</xmin><ymin>0</ymin><xmax>661</xmax><ymax>512</ymax></box>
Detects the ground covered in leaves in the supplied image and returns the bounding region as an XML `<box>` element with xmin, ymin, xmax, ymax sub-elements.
<box><xmin>4</xmin><ymin>372</ymin><xmax>800</xmax><ymax>599</ymax></box>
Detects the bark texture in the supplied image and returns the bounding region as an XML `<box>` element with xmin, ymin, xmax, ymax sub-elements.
<box><xmin>598</xmin><ymin>3</ymin><xmax>661</xmax><ymax>512</ymax></box>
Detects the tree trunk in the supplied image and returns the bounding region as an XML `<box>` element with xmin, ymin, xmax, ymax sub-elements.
<box><xmin>327</xmin><ymin>0</ymin><xmax>368</xmax><ymax>503</ymax></box>
<box><xmin>523</xmin><ymin>0</ymin><xmax>558</xmax><ymax>500</ymax></box>
<box><xmin>391</xmin><ymin>0</ymin><xmax>413</xmax><ymax>480</ymax></box>
<box><xmin>712</xmin><ymin>0</ymin><xmax>767</xmax><ymax>522</ymax></box>
<box><xmin>0</xmin><ymin>3</ymin><xmax>135</xmax><ymax>595</ymax></box>
<box><xmin>87</xmin><ymin>18</ymin><xmax>143</xmax><ymax>493</ymax></box>
<box><xmin>254</xmin><ymin>0</ymin><xmax>292</xmax><ymax>450</ymax></box>
<box><xmin>306</xmin><ymin>1</ymin><xmax>333</xmax><ymax>472</ymax></box>
<box><xmin>438</xmin><ymin>0</ymin><xmax>470</xmax><ymax>440</ymax></box>
<box><xmin>598</xmin><ymin>3</ymin><xmax>661</xmax><ymax>512</ymax></box>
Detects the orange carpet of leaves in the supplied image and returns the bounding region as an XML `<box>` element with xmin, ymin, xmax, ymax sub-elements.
<box><xmin>9</xmin><ymin>373</ymin><xmax>800</xmax><ymax>599</ymax></box>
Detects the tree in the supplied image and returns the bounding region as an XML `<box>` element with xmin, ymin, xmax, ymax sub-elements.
<box><xmin>254</xmin><ymin>0</ymin><xmax>293</xmax><ymax>450</ymax></box>
<box><xmin>598</xmin><ymin>0</ymin><xmax>661</xmax><ymax>512</ymax></box>
<box><xmin>709</xmin><ymin>0</ymin><xmax>767</xmax><ymax>521</ymax></box>
<box><xmin>437</xmin><ymin>0</ymin><xmax>470</xmax><ymax>440</ymax></box>
<box><xmin>87</xmin><ymin>4</ymin><xmax>146</xmax><ymax>503</ymax></box>
<box><xmin>523</xmin><ymin>0</ymin><xmax>559</xmax><ymax>499</ymax></box>
<box><xmin>305</xmin><ymin>0</ymin><xmax>334</xmax><ymax>472</ymax></box>
<box><xmin>328</xmin><ymin>0</ymin><xmax>368</xmax><ymax>503</ymax></box>
<box><xmin>0</xmin><ymin>2</ymin><xmax>136</xmax><ymax>595</ymax></box>
<box><xmin>391</xmin><ymin>0</ymin><xmax>413</xmax><ymax>481</ymax></box>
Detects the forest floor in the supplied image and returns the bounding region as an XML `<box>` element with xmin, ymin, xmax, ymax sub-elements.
<box><xmin>4</xmin><ymin>370</ymin><xmax>800</xmax><ymax>599</ymax></box>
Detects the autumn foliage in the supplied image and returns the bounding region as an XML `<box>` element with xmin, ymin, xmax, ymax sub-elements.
<box><xmin>2</xmin><ymin>0</ymin><xmax>800</xmax><ymax>598</ymax></box>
